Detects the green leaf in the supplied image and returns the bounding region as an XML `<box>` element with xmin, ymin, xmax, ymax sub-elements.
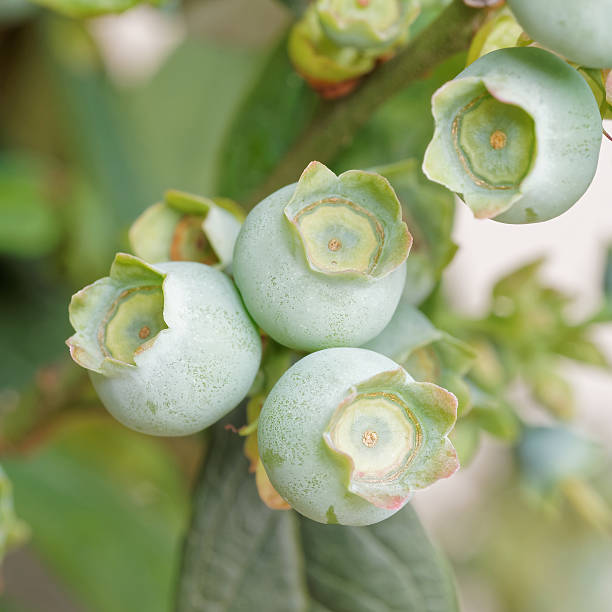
<box><xmin>27</xmin><ymin>0</ymin><xmax>161</xmax><ymax>19</ymax></box>
<box><xmin>122</xmin><ymin>39</ymin><xmax>269</xmax><ymax>206</ymax></box>
<box><xmin>3</xmin><ymin>415</ymin><xmax>190</xmax><ymax>612</ymax></box>
<box><xmin>216</xmin><ymin>34</ymin><xmax>318</xmax><ymax>203</ymax></box>
<box><xmin>0</xmin><ymin>153</ymin><xmax>62</xmax><ymax>258</ymax></box>
<box><xmin>177</xmin><ymin>421</ymin><xmax>459</xmax><ymax>612</ymax></box>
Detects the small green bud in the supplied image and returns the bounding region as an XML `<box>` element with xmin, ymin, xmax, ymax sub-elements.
<box><xmin>129</xmin><ymin>190</ymin><xmax>243</xmax><ymax>268</ymax></box>
<box><xmin>507</xmin><ymin>0</ymin><xmax>612</xmax><ymax>69</ymax></box>
<box><xmin>316</xmin><ymin>0</ymin><xmax>420</xmax><ymax>51</ymax></box>
<box><xmin>423</xmin><ymin>47</ymin><xmax>602</xmax><ymax>223</ymax></box>
<box><xmin>258</xmin><ymin>348</ymin><xmax>459</xmax><ymax>525</ymax></box>
<box><xmin>67</xmin><ymin>253</ymin><xmax>261</xmax><ymax>436</ymax></box>
<box><xmin>233</xmin><ymin>161</ymin><xmax>412</xmax><ymax>351</ymax></box>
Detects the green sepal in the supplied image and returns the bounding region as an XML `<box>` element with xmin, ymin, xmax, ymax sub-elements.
<box><xmin>66</xmin><ymin>253</ymin><xmax>166</xmax><ymax>375</ymax></box>
<box><xmin>284</xmin><ymin>161</ymin><xmax>412</xmax><ymax>279</ymax></box>
<box><xmin>316</xmin><ymin>0</ymin><xmax>420</xmax><ymax>52</ymax></box>
<box><xmin>323</xmin><ymin>367</ymin><xmax>458</xmax><ymax>510</ymax></box>
<box><xmin>423</xmin><ymin>77</ymin><xmax>529</xmax><ymax>219</ymax></box>
<box><xmin>129</xmin><ymin>190</ymin><xmax>243</xmax><ymax>268</ymax></box>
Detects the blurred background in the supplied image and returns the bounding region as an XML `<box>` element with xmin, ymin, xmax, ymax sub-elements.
<box><xmin>1</xmin><ymin>1</ymin><xmax>611</xmax><ymax>611</ymax></box>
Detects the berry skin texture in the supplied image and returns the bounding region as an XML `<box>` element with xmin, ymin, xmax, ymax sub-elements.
<box><xmin>258</xmin><ymin>348</ymin><xmax>458</xmax><ymax>526</ymax></box>
<box><xmin>67</xmin><ymin>254</ymin><xmax>261</xmax><ymax>436</ymax></box>
<box><xmin>233</xmin><ymin>162</ymin><xmax>411</xmax><ymax>352</ymax></box>
<box><xmin>423</xmin><ymin>47</ymin><xmax>602</xmax><ymax>224</ymax></box>
<box><xmin>508</xmin><ymin>0</ymin><xmax>612</xmax><ymax>69</ymax></box>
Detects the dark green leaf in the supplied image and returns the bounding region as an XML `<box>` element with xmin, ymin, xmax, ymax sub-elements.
<box><xmin>216</xmin><ymin>35</ymin><xmax>318</xmax><ymax>203</ymax></box>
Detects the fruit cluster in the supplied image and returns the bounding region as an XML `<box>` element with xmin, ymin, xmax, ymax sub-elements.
<box><xmin>67</xmin><ymin>1</ymin><xmax>611</xmax><ymax>526</ymax></box>
<box><xmin>67</xmin><ymin>162</ymin><xmax>459</xmax><ymax>526</ymax></box>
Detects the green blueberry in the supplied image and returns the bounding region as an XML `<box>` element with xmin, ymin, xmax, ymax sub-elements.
<box><xmin>258</xmin><ymin>348</ymin><xmax>459</xmax><ymax>525</ymax></box>
<box><xmin>517</xmin><ymin>425</ymin><xmax>604</xmax><ymax>499</ymax></box>
<box><xmin>67</xmin><ymin>253</ymin><xmax>261</xmax><ymax>436</ymax></box>
<box><xmin>129</xmin><ymin>189</ymin><xmax>244</xmax><ymax>268</ymax></box>
<box><xmin>316</xmin><ymin>0</ymin><xmax>419</xmax><ymax>52</ymax></box>
<box><xmin>508</xmin><ymin>0</ymin><xmax>612</xmax><ymax>69</ymax></box>
<box><xmin>423</xmin><ymin>47</ymin><xmax>602</xmax><ymax>223</ymax></box>
<box><xmin>233</xmin><ymin>162</ymin><xmax>412</xmax><ymax>351</ymax></box>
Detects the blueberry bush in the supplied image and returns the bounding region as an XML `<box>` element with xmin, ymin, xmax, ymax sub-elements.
<box><xmin>1</xmin><ymin>1</ymin><xmax>611</xmax><ymax>611</ymax></box>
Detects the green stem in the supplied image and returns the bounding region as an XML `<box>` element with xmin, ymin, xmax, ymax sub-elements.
<box><xmin>249</xmin><ymin>0</ymin><xmax>485</xmax><ymax>205</ymax></box>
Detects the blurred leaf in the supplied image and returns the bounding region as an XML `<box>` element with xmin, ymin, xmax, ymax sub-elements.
<box><xmin>0</xmin><ymin>0</ymin><xmax>36</xmax><ymax>24</ymax></box>
<box><xmin>121</xmin><ymin>39</ymin><xmax>269</xmax><ymax>207</ymax></box>
<box><xmin>467</xmin><ymin>385</ymin><xmax>519</xmax><ymax>441</ymax></box>
<box><xmin>0</xmin><ymin>153</ymin><xmax>62</xmax><ymax>258</ymax></box>
<box><xmin>177</xmin><ymin>422</ymin><xmax>459</xmax><ymax>612</ymax></box>
<box><xmin>3</xmin><ymin>415</ymin><xmax>190</xmax><ymax>612</ymax></box>
<box><xmin>274</xmin><ymin>0</ymin><xmax>309</xmax><ymax>16</ymax></box>
<box><xmin>27</xmin><ymin>0</ymin><xmax>161</xmax><ymax>18</ymax></box>
<box><xmin>449</xmin><ymin>418</ymin><xmax>480</xmax><ymax>467</ymax></box>
<box><xmin>0</xmin><ymin>464</ymin><xmax>29</xmax><ymax>563</ymax></box>
<box><xmin>0</xmin><ymin>259</ymin><xmax>72</xmax><ymax>390</ymax></box>
<box><xmin>555</xmin><ymin>332</ymin><xmax>608</xmax><ymax>368</ymax></box>
<box><xmin>216</xmin><ymin>34</ymin><xmax>318</xmax><ymax>203</ymax></box>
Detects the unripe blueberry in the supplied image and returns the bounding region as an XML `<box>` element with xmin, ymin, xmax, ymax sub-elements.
<box><xmin>67</xmin><ymin>253</ymin><xmax>261</xmax><ymax>436</ymax></box>
<box><xmin>316</xmin><ymin>0</ymin><xmax>419</xmax><ymax>52</ymax></box>
<box><xmin>423</xmin><ymin>47</ymin><xmax>602</xmax><ymax>223</ymax></box>
<box><xmin>508</xmin><ymin>0</ymin><xmax>612</xmax><ymax>69</ymax></box>
<box><xmin>288</xmin><ymin>7</ymin><xmax>378</xmax><ymax>97</ymax></box>
<box><xmin>129</xmin><ymin>190</ymin><xmax>243</xmax><ymax>268</ymax></box>
<box><xmin>233</xmin><ymin>162</ymin><xmax>412</xmax><ymax>351</ymax></box>
<box><xmin>258</xmin><ymin>348</ymin><xmax>458</xmax><ymax>526</ymax></box>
